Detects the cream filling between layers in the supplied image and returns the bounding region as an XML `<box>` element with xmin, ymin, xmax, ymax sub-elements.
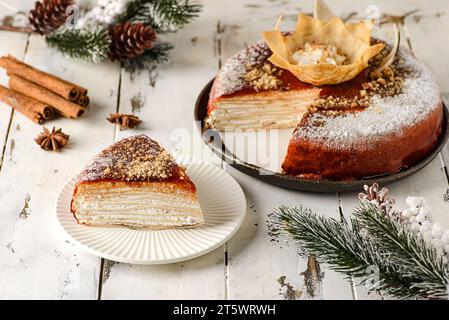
<box><xmin>73</xmin><ymin>186</ymin><xmax>203</xmax><ymax>229</ymax></box>
<box><xmin>207</xmin><ymin>89</ymin><xmax>320</xmax><ymax>130</ymax></box>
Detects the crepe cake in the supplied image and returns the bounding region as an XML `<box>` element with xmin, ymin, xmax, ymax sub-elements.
<box><xmin>206</xmin><ymin>0</ymin><xmax>444</xmax><ymax>182</ymax></box>
<box><xmin>71</xmin><ymin>135</ymin><xmax>204</xmax><ymax>229</ymax></box>
<box><xmin>205</xmin><ymin>0</ymin><xmax>445</xmax><ymax>181</ymax></box>
<box><xmin>206</xmin><ymin>39</ymin><xmax>443</xmax><ymax>180</ymax></box>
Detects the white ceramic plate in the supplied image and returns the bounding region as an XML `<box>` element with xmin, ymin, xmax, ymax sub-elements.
<box><xmin>56</xmin><ymin>160</ymin><xmax>246</xmax><ymax>265</ymax></box>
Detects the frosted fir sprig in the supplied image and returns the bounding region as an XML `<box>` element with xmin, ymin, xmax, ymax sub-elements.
<box><xmin>0</xmin><ymin>0</ymin><xmax>200</xmax><ymax>71</ymax></box>
<box><xmin>359</xmin><ymin>185</ymin><xmax>449</xmax><ymax>259</ymax></box>
<box><xmin>46</xmin><ymin>26</ymin><xmax>110</xmax><ymax>63</ymax></box>
<box><xmin>271</xmin><ymin>184</ymin><xmax>449</xmax><ymax>299</ymax></box>
<box><xmin>119</xmin><ymin>0</ymin><xmax>202</xmax><ymax>32</ymax></box>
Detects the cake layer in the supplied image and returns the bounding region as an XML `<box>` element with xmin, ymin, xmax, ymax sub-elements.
<box><xmin>72</xmin><ymin>181</ymin><xmax>204</xmax><ymax>229</ymax></box>
<box><xmin>207</xmin><ymin>89</ymin><xmax>318</xmax><ymax>130</ymax></box>
<box><xmin>71</xmin><ymin>135</ymin><xmax>204</xmax><ymax>229</ymax></box>
<box><xmin>282</xmin><ymin>105</ymin><xmax>443</xmax><ymax>180</ymax></box>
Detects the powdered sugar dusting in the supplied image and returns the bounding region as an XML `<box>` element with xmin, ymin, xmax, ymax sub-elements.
<box><xmin>214</xmin><ymin>41</ymin><xmax>270</xmax><ymax>97</ymax></box>
<box><xmin>296</xmin><ymin>47</ymin><xmax>441</xmax><ymax>149</ymax></box>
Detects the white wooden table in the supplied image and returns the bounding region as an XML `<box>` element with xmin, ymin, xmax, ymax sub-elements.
<box><xmin>0</xmin><ymin>0</ymin><xmax>448</xmax><ymax>300</ymax></box>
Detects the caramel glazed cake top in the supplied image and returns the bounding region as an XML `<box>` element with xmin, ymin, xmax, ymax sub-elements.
<box><xmin>77</xmin><ymin>135</ymin><xmax>190</xmax><ymax>185</ymax></box>
<box><xmin>208</xmin><ymin>40</ymin><xmax>442</xmax><ymax>151</ymax></box>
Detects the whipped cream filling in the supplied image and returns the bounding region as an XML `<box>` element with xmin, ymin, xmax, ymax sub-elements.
<box><xmin>292</xmin><ymin>43</ymin><xmax>347</xmax><ymax>66</ymax></box>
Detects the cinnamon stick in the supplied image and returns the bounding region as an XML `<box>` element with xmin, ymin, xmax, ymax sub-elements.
<box><xmin>9</xmin><ymin>75</ymin><xmax>86</xmax><ymax>119</ymax></box>
<box><xmin>0</xmin><ymin>85</ymin><xmax>54</xmax><ymax>124</ymax></box>
<box><xmin>0</xmin><ymin>55</ymin><xmax>88</xmax><ymax>102</ymax></box>
<box><xmin>77</xmin><ymin>94</ymin><xmax>90</xmax><ymax>107</ymax></box>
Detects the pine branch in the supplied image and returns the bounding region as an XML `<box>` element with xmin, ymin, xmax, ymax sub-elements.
<box><xmin>122</xmin><ymin>41</ymin><xmax>173</xmax><ymax>72</ymax></box>
<box><xmin>119</xmin><ymin>0</ymin><xmax>201</xmax><ymax>33</ymax></box>
<box><xmin>271</xmin><ymin>206</ymin><xmax>370</xmax><ymax>276</ymax></box>
<box><xmin>353</xmin><ymin>203</ymin><xmax>449</xmax><ymax>298</ymax></box>
<box><xmin>46</xmin><ymin>27</ymin><xmax>110</xmax><ymax>63</ymax></box>
<box><xmin>270</xmin><ymin>205</ymin><xmax>448</xmax><ymax>299</ymax></box>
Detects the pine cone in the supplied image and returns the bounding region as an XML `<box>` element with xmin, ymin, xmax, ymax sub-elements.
<box><xmin>108</xmin><ymin>22</ymin><xmax>157</xmax><ymax>62</ymax></box>
<box><xmin>29</xmin><ymin>0</ymin><xmax>74</xmax><ymax>35</ymax></box>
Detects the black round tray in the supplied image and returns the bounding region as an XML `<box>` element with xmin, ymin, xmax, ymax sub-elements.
<box><xmin>195</xmin><ymin>79</ymin><xmax>449</xmax><ymax>193</ymax></box>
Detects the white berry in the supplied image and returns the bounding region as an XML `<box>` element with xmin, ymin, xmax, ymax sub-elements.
<box><xmin>406</xmin><ymin>197</ymin><xmax>424</xmax><ymax>208</ymax></box>
<box><xmin>417</xmin><ymin>213</ymin><xmax>427</xmax><ymax>224</ymax></box>
<box><xmin>441</xmin><ymin>231</ymin><xmax>449</xmax><ymax>244</ymax></box>
<box><xmin>418</xmin><ymin>206</ymin><xmax>430</xmax><ymax>216</ymax></box>
<box><xmin>401</xmin><ymin>210</ymin><xmax>410</xmax><ymax>219</ymax></box>
<box><xmin>104</xmin><ymin>16</ymin><xmax>113</xmax><ymax>24</ymax></box>
<box><xmin>92</xmin><ymin>7</ymin><xmax>101</xmax><ymax>15</ymax></box>
<box><xmin>420</xmin><ymin>221</ymin><xmax>432</xmax><ymax>232</ymax></box>
<box><xmin>432</xmin><ymin>224</ymin><xmax>442</xmax><ymax>238</ymax></box>
<box><xmin>408</xmin><ymin>216</ymin><xmax>417</xmax><ymax>224</ymax></box>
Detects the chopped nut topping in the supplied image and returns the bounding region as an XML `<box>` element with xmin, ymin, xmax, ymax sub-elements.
<box><xmin>79</xmin><ymin>135</ymin><xmax>175</xmax><ymax>182</ymax></box>
<box><xmin>311</xmin><ymin>94</ymin><xmax>370</xmax><ymax>111</ymax></box>
<box><xmin>364</xmin><ymin>67</ymin><xmax>404</xmax><ymax>97</ymax></box>
<box><xmin>310</xmin><ymin>65</ymin><xmax>405</xmax><ymax>113</ymax></box>
<box><xmin>245</xmin><ymin>63</ymin><xmax>284</xmax><ymax>91</ymax></box>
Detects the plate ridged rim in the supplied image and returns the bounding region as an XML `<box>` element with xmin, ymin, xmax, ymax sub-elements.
<box><xmin>56</xmin><ymin>160</ymin><xmax>246</xmax><ymax>265</ymax></box>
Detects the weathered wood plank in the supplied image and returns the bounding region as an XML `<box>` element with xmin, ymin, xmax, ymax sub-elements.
<box><xmin>225</xmin><ymin>166</ymin><xmax>353</xmax><ymax>300</ymax></box>
<box><xmin>99</xmin><ymin>0</ymin><xmax>226</xmax><ymax>299</ymax></box>
<box><xmin>211</xmin><ymin>0</ymin><xmax>353</xmax><ymax>300</ymax></box>
<box><xmin>0</xmin><ymin>34</ymin><xmax>121</xmax><ymax>299</ymax></box>
<box><xmin>330</xmin><ymin>0</ymin><xmax>449</xmax><ymax>300</ymax></box>
<box><xmin>402</xmin><ymin>0</ymin><xmax>449</xmax><ymax>173</ymax></box>
<box><xmin>2</xmin><ymin>0</ymin><xmax>447</xmax><ymax>300</ymax></box>
<box><xmin>0</xmin><ymin>31</ymin><xmax>29</xmax><ymax>168</ymax></box>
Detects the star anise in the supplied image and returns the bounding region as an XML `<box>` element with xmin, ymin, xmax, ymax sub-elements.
<box><xmin>107</xmin><ymin>113</ymin><xmax>142</xmax><ymax>130</ymax></box>
<box><xmin>35</xmin><ymin>127</ymin><xmax>69</xmax><ymax>151</ymax></box>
